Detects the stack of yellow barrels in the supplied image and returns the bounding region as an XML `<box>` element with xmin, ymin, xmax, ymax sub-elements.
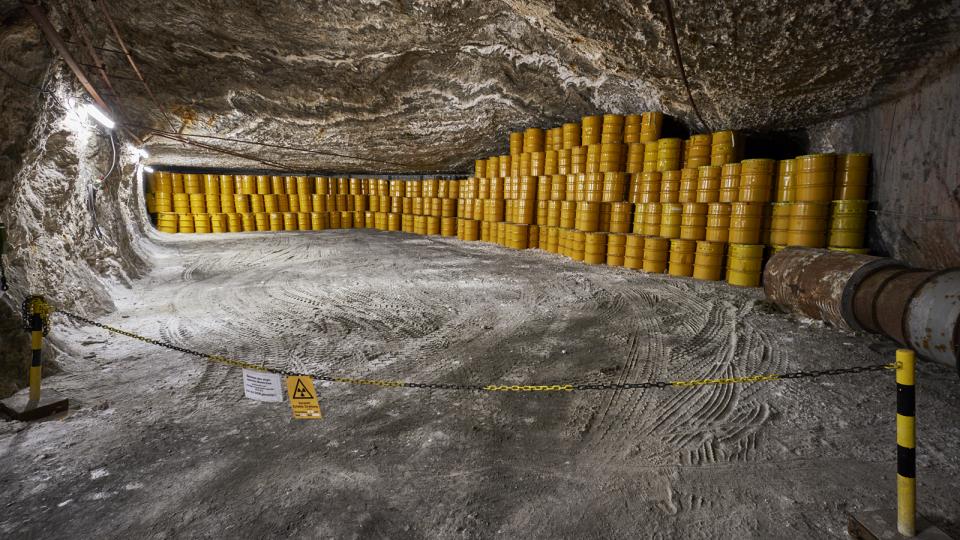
<box><xmin>145</xmin><ymin>114</ymin><xmax>873</xmax><ymax>291</ymax></box>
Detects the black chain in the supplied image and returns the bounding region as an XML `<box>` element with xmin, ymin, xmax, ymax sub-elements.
<box><xmin>54</xmin><ymin>309</ymin><xmax>896</xmax><ymax>392</ymax></box>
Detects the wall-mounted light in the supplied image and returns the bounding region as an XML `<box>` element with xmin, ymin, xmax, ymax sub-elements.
<box><xmin>143</xmin><ymin>165</ymin><xmax>155</xmax><ymax>173</ymax></box>
<box><xmin>82</xmin><ymin>103</ymin><xmax>115</xmax><ymax>129</ymax></box>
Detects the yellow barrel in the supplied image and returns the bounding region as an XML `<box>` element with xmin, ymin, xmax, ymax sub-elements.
<box><xmin>268</xmin><ymin>176</ymin><xmax>283</xmax><ymax>195</ymax></box>
<box><xmin>727</xmin><ymin>202</ymin><xmax>765</xmax><ymax>244</ymax></box>
<box><xmin>669</xmin><ymin>239</ymin><xmax>696</xmax><ymax>277</ymax></box>
<box><xmin>704</xmin><ymin>202</ymin><xmax>731</xmax><ymax>242</ymax></box>
<box><xmin>600</xmin><ymin>114</ymin><xmax>624</xmax><ymax>144</ymax></box>
<box><xmin>267</xmin><ymin>212</ymin><xmax>282</xmax><ymax>232</ymax></box>
<box><xmin>171</xmin><ymin>173</ymin><xmax>185</xmax><ymax>194</ymax></box>
<box><xmin>178</xmin><ymin>213</ymin><xmax>195</xmax><ymax>233</ymax></box>
<box><xmin>280</xmin><ymin>212</ymin><xmax>296</xmax><ymax>231</ymax></box>
<box><xmin>642</xmin><ymin>236</ymin><xmax>669</xmax><ymax>273</ymax></box>
<box><xmin>834</xmin><ymin>153</ymin><xmax>870</xmax><ymax>200</ymax></box>
<box><xmin>248</xmin><ymin>194</ymin><xmax>265</xmax><ymax>214</ymax></box>
<box><xmin>252</xmin><ymin>175</ymin><xmax>269</xmax><ymax>195</ymax></box>
<box><xmin>625</xmin><ymin>142</ymin><xmax>644</xmax><ymax>173</ymax></box>
<box><xmin>657</xmin><ymin>138</ymin><xmax>682</xmax><ymax>171</ymax></box>
<box><xmin>639</xmin><ymin>112</ymin><xmax>663</xmax><ymax>143</ymax></box>
<box><xmin>542</xmin><ymin>226</ymin><xmax>557</xmax><ymax>253</ymax></box>
<box><xmin>737</xmin><ymin>158</ymin><xmax>775</xmax><ymax>202</ymax></box>
<box><xmin>710</xmin><ymin>130</ymin><xmax>743</xmax><ymax>166</ymax></box>
<box><xmin>679</xmin><ymin>202</ymin><xmax>708</xmax><ymax>240</ymax></box>
<box><xmin>232</xmin><ymin>194</ymin><xmax>250</xmax><ymax>213</ymax></box>
<box><xmin>795</xmin><ymin>154</ymin><xmax>835</xmax><ymax>201</ymax></box>
<box><xmin>426</xmin><ymin>216</ymin><xmax>440</xmax><ymax>235</ymax></box>
<box><xmin>693</xmin><ymin>241</ymin><xmax>725</xmax><ymax>281</ymax></box>
<box><xmin>263</xmin><ymin>194</ymin><xmax>279</xmax><ymax>213</ymax></box>
<box><xmin>154</xmin><ymin>192</ymin><xmax>173</xmax><ymax>213</ymax></box>
<box><xmin>634</xmin><ymin>171</ymin><xmax>662</xmax><ymax>203</ymax></box>
<box><xmin>696</xmin><ymin>165</ymin><xmax>721</xmax><ymax>203</ymax></box>
<box><xmin>156</xmin><ymin>212</ymin><xmax>178</xmax><ymax>233</ymax></box>
<box><xmin>204</xmin><ymin>193</ymin><xmax>221</xmax><ymax>214</ymax></box>
<box><xmin>365</xmin><ymin>210</ymin><xmax>377</xmax><ymax>228</ymax></box>
<box><xmin>573</xmin><ymin>201</ymin><xmax>598</xmax><ymax>232</ymax></box>
<box><xmin>726</xmin><ymin>244</ymin><xmax>764</xmax><ymax>287</ymax></box>
<box><xmin>678</xmin><ymin>168</ymin><xmax>698</xmax><ymax>203</ymax></box>
<box><xmin>385</xmin><ymin>212</ymin><xmax>400</xmax><ymax>231</ymax></box>
<box><xmin>828</xmin><ymin>199</ymin><xmax>868</xmax><ymax>248</ymax></box>
<box><xmin>608</xmin><ymin>202</ymin><xmax>632</xmax><ymax>233</ymax></box>
<box><xmin>183</xmin><ymin>173</ymin><xmax>202</xmax><ymax>194</ymax></box>
<box><xmin>659</xmin><ymin>202</ymin><xmax>683</xmax><ymax>238</ymax></box>
<box><xmin>623</xmin><ymin>114</ymin><xmax>642</xmax><ymax>144</ymax></box>
<box><xmin>523</xmin><ymin>128</ymin><xmax>545</xmax><ymax>153</ymax></box>
<box><xmin>606</xmin><ymin>233</ymin><xmax>626</xmax><ymax>266</ymax></box>
<box><xmin>193</xmin><ymin>213</ymin><xmax>211</xmax><ymax>233</ymax></box>
<box><xmin>296</xmin><ymin>212</ymin><xmax>310</xmax><ymax>231</ymax></box>
<box><xmin>440</xmin><ymin>216</ymin><xmax>457</xmax><ymax>237</ymax></box>
<box><xmin>775</xmin><ymin>159</ymin><xmax>796</xmax><ymax>202</ymax></box>
<box><xmin>583</xmin><ymin>232</ymin><xmax>607</xmax><ymax>264</ymax></box>
<box><xmin>718</xmin><ymin>163</ymin><xmax>740</xmax><ymax>203</ymax></box>
<box><xmin>241</xmin><ymin>212</ymin><xmax>257</xmax><ymax>232</ymax></box>
<box><xmin>660</xmin><ymin>170</ymin><xmax>681</xmax><ymax>203</ymax></box>
<box><xmin>787</xmin><ymin>201</ymin><xmax>829</xmax><ymax>247</ymax></box>
<box><xmin>224</xmin><ymin>213</ymin><xmax>242</xmax><ymax>233</ymax></box>
<box><xmin>642</xmin><ymin>140</ymin><xmax>659</xmax><ymax>172</ymax></box>
<box><xmin>768</xmin><ymin>202</ymin><xmax>791</xmax><ymax>246</ymax></box>
<box><xmin>330</xmin><ymin>211</ymin><xmax>343</xmax><ymax>229</ymax></box>
<box><xmin>155</xmin><ymin>172</ymin><xmax>173</xmax><ymax>194</ymax></box>
<box><xmin>624</xmin><ymin>234</ymin><xmax>645</xmax><ymax>269</ymax></box>
<box><xmin>210</xmin><ymin>213</ymin><xmax>227</xmax><ymax>233</ymax></box>
<box><xmin>601</xmin><ymin>172</ymin><xmax>627</xmax><ymax>202</ymax></box>
<box><xmin>569</xmin><ymin>231</ymin><xmax>586</xmax><ymax>261</ymax></box>
<box><xmin>561</xmin><ymin>122</ymin><xmax>581</xmax><ymax>149</ymax></box>
<box><xmin>202</xmin><ymin>174</ymin><xmax>219</xmax><ymax>194</ymax></box>
<box><xmin>186</xmin><ymin>193</ymin><xmax>204</xmax><ymax>214</ymax></box>
<box><xmin>641</xmin><ymin>202</ymin><xmax>662</xmax><ymax>236</ymax></box>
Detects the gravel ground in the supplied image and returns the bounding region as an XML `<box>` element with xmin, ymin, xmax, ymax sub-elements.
<box><xmin>1</xmin><ymin>230</ymin><xmax>958</xmax><ymax>539</ymax></box>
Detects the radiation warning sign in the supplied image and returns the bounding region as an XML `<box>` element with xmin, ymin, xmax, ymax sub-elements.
<box><xmin>286</xmin><ymin>376</ymin><xmax>323</xmax><ymax>419</ymax></box>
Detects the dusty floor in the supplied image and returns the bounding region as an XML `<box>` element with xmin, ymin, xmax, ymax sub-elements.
<box><xmin>1</xmin><ymin>230</ymin><xmax>958</xmax><ymax>539</ymax></box>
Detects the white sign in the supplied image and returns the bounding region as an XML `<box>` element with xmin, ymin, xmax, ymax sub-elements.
<box><xmin>242</xmin><ymin>369</ymin><xmax>283</xmax><ymax>402</ymax></box>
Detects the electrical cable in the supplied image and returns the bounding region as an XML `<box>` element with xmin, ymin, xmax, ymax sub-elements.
<box><xmin>661</xmin><ymin>0</ymin><xmax>710</xmax><ymax>131</ymax></box>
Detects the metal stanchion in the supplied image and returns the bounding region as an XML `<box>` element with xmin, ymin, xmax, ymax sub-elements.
<box><xmin>848</xmin><ymin>349</ymin><xmax>951</xmax><ymax>539</ymax></box>
<box><xmin>0</xmin><ymin>296</ymin><xmax>69</xmax><ymax>421</ymax></box>
<box><xmin>896</xmin><ymin>349</ymin><xmax>917</xmax><ymax>536</ymax></box>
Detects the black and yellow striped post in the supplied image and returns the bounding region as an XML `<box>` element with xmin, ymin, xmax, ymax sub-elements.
<box><xmin>896</xmin><ymin>349</ymin><xmax>916</xmax><ymax>537</ymax></box>
<box><xmin>0</xmin><ymin>295</ymin><xmax>68</xmax><ymax>421</ymax></box>
<box><xmin>27</xmin><ymin>297</ymin><xmax>46</xmax><ymax>402</ymax></box>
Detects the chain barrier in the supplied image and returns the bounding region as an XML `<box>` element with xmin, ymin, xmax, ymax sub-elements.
<box><xmin>54</xmin><ymin>309</ymin><xmax>898</xmax><ymax>392</ymax></box>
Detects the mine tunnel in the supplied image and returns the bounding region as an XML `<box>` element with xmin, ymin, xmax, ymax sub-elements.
<box><xmin>1</xmin><ymin>1</ymin><xmax>959</xmax><ymax>538</ymax></box>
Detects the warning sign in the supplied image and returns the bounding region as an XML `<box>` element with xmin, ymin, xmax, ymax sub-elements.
<box><xmin>286</xmin><ymin>376</ymin><xmax>323</xmax><ymax>419</ymax></box>
<box><xmin>242</xmin><ymin>369</ymin><xmax>283</xmax><ymax>402</ymax></box>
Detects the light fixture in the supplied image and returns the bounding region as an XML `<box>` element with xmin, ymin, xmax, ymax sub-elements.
<box><xmin>82</xmin><ymin>103</ymin><xmax>115</xmax><ymax>129</ymax></box>
<box><xmin>143</xmin><ymin>165</ymin><xmax>155</xmax><ymax>173</ymax></box>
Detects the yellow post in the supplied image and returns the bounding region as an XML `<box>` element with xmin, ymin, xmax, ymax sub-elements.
<box><xmin>896</xmin><ymin>349</ymin><xmax>916</xmax><ymax>537</ymax></box>
<box><xmin>26</xmin><ymin>296</ymin><xmax>48</xmax><ymax>402</ymax></box>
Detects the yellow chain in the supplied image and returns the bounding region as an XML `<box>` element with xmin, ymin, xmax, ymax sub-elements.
<box><xmin>483</xmin><ymin>384</ymin><xmax>574</xmax><ymax>392</ymax></box>
<box><xmin>670</xmin><ymin>373</ymin><xmax>781</xmax><ymax>387</ymax></box>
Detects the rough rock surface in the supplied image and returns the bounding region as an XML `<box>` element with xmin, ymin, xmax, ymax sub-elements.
<box><xmin>37</xmin><ymin>0</ymin><xmax>960</xmax><ymax>172</ymax></box>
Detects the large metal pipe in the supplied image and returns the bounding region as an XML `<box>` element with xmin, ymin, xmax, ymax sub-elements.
<box><xmin>764</xmin><ymin>248</ymin><xmax>959</xmax><ymax>375</ymax></box>
<box><xmin>905</xmin><ymin>270</ymin><xmax>960</xmax><ymax>372</ymax></box>
<box><xmin>762</xmin><ymin>247</ymin><xmax>897</xmax><ymax>329</ymax></box>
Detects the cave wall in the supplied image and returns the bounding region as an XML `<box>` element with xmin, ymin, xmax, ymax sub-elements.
<box><xmin>0</xmin><ymin>7</ymin><xmax>148</xmax><ymax>396</ymax></box>
<box><xmin>808</xmin><ymin>59</ymin><xmax>960</xmax><ymax>269</ymax></box>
